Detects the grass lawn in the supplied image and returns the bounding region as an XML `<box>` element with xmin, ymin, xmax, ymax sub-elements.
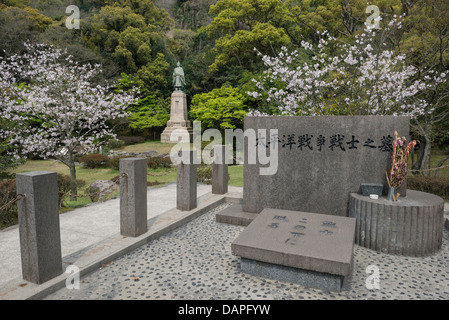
<box><xmin>8</xmin><ymin>140</ymin><xmax>245</xmax><ymax>211</ymax></box>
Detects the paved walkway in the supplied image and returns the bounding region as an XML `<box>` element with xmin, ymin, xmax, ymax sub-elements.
<box><xmin>0</xmin><ymin>183</ymin><xmax>242</xmax><ymax>289</ymax></box>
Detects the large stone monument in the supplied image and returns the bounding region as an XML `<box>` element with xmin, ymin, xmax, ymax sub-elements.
<box><xmin>161</xmin><ymin>61</ymin><xmax>193</xmax><ymax>143</ymax></box>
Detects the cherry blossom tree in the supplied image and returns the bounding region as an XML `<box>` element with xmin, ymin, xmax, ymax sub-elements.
<box><xmin>248</xmin><ymin>17</ymin><xmax>446</xmax><ymax>118</ymax></box>
<box><xmin>247</xmin><ymin>17</ymin><xmax>448</xmax><ymax>174</ymax></box>
<box><xmin>0</xmin><ymin>42</ymin><xmax>138</xmax><ymax>199</ymax></box>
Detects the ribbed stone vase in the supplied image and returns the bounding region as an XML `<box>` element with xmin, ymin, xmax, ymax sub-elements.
<box><xmin>348</xmin><ymin>190</ymin><xmax>444</xmax><ymax>256</ymax></box>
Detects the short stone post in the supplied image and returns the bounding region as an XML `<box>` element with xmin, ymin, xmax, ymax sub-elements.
<box><xmin>120</xmin><ymin>158</ymin><xmax>147</xmax><ymax>237</ymax></box>
<box><xmin>212</xmin><ymin>145</ymin><xmax>228</xmax><ymax>195</ymax></box>
<box><xmin>177</xmin><ymin>150</ymin><xmax>197</xmax><ymax>211</ymax></box>
<box><xmin>16</xmin><ymin>171</ymin><xmax>63</xmax><ymax>284</ymax></box>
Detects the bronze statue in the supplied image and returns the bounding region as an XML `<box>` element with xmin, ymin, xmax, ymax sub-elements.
<box><xmin>173</xmin><ymin>61</ymin><xmax>185</xmax><ymax>92</ymax></box>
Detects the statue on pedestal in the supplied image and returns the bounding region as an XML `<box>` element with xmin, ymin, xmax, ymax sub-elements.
<box><xmin>160</xmin><ymin>61</ymin><xmax>193</xmax><ymax>143</ymax></box>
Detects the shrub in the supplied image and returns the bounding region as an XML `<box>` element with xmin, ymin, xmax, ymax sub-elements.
<box><xmin>0</xmin><ymin>179</ymin><xmax>18</xmax><ymax>230</ymax></box>
<box><xmin>79</xmin><ymin>153</ymin><xmax>110</xmax><ymax>169</ymax></box>
<box><xmin>147</xmin><ymin>156</ymin><xmax>173</xmax><ymax>169</ymax></box>
<box><xmin>57</xmin><ymin>173</ymin><xmax>86</xmax><ymax>207</ymax></box>
<box><xmin>118</xmin><ymin>136</ymin><xmax>145</xmax><ymax>145</ymax></box>
<box><xmin>106</xmin><ymin>138</ymin><xmax>125</xmax><ymax>150</ymax></box>
<box><xmin>109</xmin><ymin>156</ymin><xmax>133</xmax><ymax>170</ymax></box>
<box><xmin>407</xmin><ymin>175</ymin><xmax>449</xmax><ymax>200</ymax></box>
<box><xmin>197</xmin><ymin>164</ymin><xmax>212</xmax><ymax>184</ymax></box>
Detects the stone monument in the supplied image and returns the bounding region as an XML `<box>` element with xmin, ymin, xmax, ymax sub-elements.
<box><xmin>161</xmin><ymin>61</ymin><xmax>193</xmax><ymax>143</ymax></box>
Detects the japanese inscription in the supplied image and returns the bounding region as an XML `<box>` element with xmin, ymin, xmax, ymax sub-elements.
<box><xmin>255</xmin><ymin>133</ymin><xmax>394</xmax><ymax>152</ymax></box>
<box><xmin>266</xmin><ymin>215</ymin><xmax>339</xmax><ymax>246</ymax></box>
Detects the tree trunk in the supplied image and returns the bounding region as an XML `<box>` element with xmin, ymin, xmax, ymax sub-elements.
<box><xmin>435</xmin><ymin>154</ymin><xmax>449</xmax><ymax>177</ymax></box>
<box><xmin>412</xmin><ymin>123</ymin><xmax>432</xmax><ymax>176</ymax></box>
<box><xmin>421</xmin><ymin>135</ymin><xmax>432</xmax><ymax>177</ymax></box>
<box><xmin>68</xmin><ymin>151</ymin><xmax>77</xmax><ymax>201</ymax></box>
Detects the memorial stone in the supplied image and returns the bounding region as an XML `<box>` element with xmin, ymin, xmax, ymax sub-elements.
<box><xmin>232</xmin><ymin>208</ymin><xmax>356</xmax><ymax>291</ymax></box>
<box><xmin>243</xmin><ymin>116</ymin><xmax>410</xmax><ymax>216</ymax></box>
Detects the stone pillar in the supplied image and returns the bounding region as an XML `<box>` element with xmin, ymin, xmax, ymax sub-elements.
<box><xmin>212</xmin><ymin>145</ymin><xmax>228</xmax><ymax>195</ymax></box>
<box><xmin>177</xmin><ymin>150</ymin><xmax>197</xmax><ymax>211</ymax></box>
<box><xmin>16</xmin><ymin>171</ymin><xmax>62</xmax><ymax>284</ymax></box>
<box><xmin>120</xmin><ymin>158</ymin><xmax>148</xmax><ymax>237</ymax></box>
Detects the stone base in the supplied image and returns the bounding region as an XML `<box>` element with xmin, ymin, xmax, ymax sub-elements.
<box><xmin>240</xmin><ymin>258</ymin><xmax>344</xmax><ymax>292</ymax></box>
<box><xmin>349</xmin><ymin>190</ymin><xmax>444</xmax><ymax>256</ymax></box>
<box><xmin>216</xmin><ymin>204</ymin><xmax>257</xmax><ymax>226</ymax></box>
<box><xmin>161</xmin><ymin>127</ymin><xmax>193</xmax><ymax>143</ymax></box>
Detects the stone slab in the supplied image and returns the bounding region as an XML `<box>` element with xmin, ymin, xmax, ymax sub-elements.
<box><xmin>240</xmin><ymin>258</ymin><xmax>344</xmax><ymax>292</ymax></box>
<box><xmin>215</xmin><ymin>204</ymin><xmax>257</xmax><ymax>226</ymax></box>
<box><xmin>231</xmin><ymin>208</ymin><xmax>356</xmax><ymax>276</ymax></box>
<box><xmin>243</xmin><ymin>116</ymin><xmax>410</xmax><ymax>215</ymax></box>
<box><xmin>360</xmin><ymin>183</ymin><xmax>383</xmax><ymax>196</ymax></box>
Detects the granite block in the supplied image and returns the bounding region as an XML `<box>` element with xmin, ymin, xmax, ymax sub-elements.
<box><xmin>120</xmin><ymin>158</ymin><xmax>148</xmax><ymax>237</ymax></box>
<box><xmin>243</xmin><ymin>116</ymin><xmax>410</xmax><ymax>215</ymax></box>
<box><xmin>16</xmin><ymin>171</ymin><xmax>63</xmax><ymax>284</ymax></box>
<box><xmin>360</xmin><ymin>183</ymin><xmax>384</xmax><ymax>196</ymax></box>
<box><xmin>240</xmin><ymin>258</ymin><xmax>344</xmax><ymax>292</ymax></box>
<box><xmin>177</xmin><ymin>150</ymin><xmax>197</xmax><ymax>211</ymax></box>
<box><xmin>231</xmin><ymin>208</ymin><xmax>356</xmax><ymax>276</ymax></box>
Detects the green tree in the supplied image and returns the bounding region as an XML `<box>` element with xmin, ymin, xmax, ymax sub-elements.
<box><xmin>190</xmin><ymin>85</ymin><xmax>248</xmax><ymax>131</ymax></box>
<box><xmin>116</xmin><ymin>73</ymin><xmax>170</xmax><ymax>136</ymax></box>
<box><xmin>201</xmin><ymin>0</ymin><xmax>294</xmax><ymax>72</ymax></box>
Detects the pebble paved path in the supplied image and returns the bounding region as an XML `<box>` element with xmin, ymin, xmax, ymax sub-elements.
<box><xmin>45</xmin><ymin>203</ymin><xmax>449</xmax><ymax>300</ymax></box>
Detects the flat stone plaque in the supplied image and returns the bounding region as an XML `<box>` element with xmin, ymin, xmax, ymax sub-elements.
<box><xmin>231</xmin><ymin>208</ymin><xmax>356</xmax><ymax>276</ymax></box>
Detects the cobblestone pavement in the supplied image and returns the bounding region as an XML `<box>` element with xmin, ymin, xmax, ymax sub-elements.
<box><xmin>45</xmin><ymin>203</ymin><xmax>449</xmax><ymax>300</ymax></box>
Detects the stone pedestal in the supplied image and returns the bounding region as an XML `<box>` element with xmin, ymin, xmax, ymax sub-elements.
<box><xmin>120</xmin><ymin>158</ymin><xmax>148</xmax><ymax>237</ymax></box>
<box><xmin>161</xmin><ymin>92</ymin><xmax>193</xmax><ymax>143</ymax></box>
<box><xmin>16</xmin><ymin>171</ymin><xmax>63</xmax><ymax>284</ymax></box>
<box><xmin>212</xmin><ymin>145</ymin><xmax>228</xmax><ymax>195</ymax></box>
<box><xmin>349</xmin><ymin>190</ymin><xmax>444</xmax><ymax>256</ymax></box>
<box><xmin>177</xmin><ymin>150</ymin><xmax>197</xmax><ymax>211</ymax></box>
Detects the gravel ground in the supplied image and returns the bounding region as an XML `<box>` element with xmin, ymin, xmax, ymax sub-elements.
<box><xmin>45</xmin><ymin>203</ymin><xmax>449</xmax><ymax>300</ymax></box>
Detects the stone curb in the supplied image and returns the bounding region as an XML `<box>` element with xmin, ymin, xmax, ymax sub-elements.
<box><xmin>0</xmin><ymin>192</ymin><xmax>242</xmax><ymax>300</ymax></box>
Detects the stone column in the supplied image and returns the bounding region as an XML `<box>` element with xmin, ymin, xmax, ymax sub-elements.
<box><xmin>120</xmin><ymin>158</ymin><xmax>148</xmax><ymax>237</ymax></box>
<box><xmin>212</xmin><ymin>145</ymin><xmax>228</xmax><ymax>195</ymax></box>
<box><xmin>16</xmin><ymin>171</ymin><xmax>62</xmax><ymax>284</ymax></box>
<box><xmin>177</xmin><ymin>150</ymin><xmax>197</xmax><ymax>211</ymax></box>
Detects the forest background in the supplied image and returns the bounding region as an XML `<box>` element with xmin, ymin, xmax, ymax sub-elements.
<box><xmin>0</xmin><ymin>0</ymin><xmax>448</xmax><ymax>175</ymax></box>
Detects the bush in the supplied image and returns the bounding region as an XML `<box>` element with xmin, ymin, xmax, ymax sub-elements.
<box><xmin>106</xmin><ymin>138</ymin><xmax>125</xmax><ymax>150</ymax></box>
<box><xmin>109</xmin><ymin>156</ymin><xmax>133</xmax><ymax>170</ymax></box>
<box><xmin>407</xmin><ymin>175</ymin><xmax>449</xmax><ymax>200</ymax></box>
<box><xmin>197</xmin><ymin>164</ymin><xmax>212</xmax><ymax>184</ymax></box>
<box><xmin>147</xmin><ymin>156</ymin><xmax>173</xmax><ymax>169</ymax></box>
<box><xmin>57</xmin><ymin>173</ymin><xmax>86</xmax><ymax>207</ymax></box>
<box><xmin>118</xmin><ymin>136</ymin><xmax>145</xmax><ymax>145</ymax></box>
<box><xmin>0</xmin><ymin>179</ymin><xmax>18</xmax><ymax>230</ymax></box>
<box><xmin>79</xmin><ymin>153</ymin><xmax>110</xmax><ymax>169</ymax></box>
